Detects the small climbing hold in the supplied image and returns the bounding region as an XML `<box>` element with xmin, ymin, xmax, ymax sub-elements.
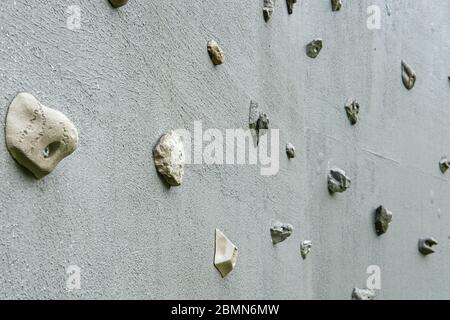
<box><xmin>300</xmin><ymin>240</ymin><xmax>312</xmax><ymax>259</ymax></box>
<box><xmin>207</xmin><ymin>40</ymin><xmax>225</xmax><ymax>65</ymax></box>
<box><xmin>263</xmin><ymin>0</ymin><xmax>275</xmax><ymax>22</ymax></box>
<box><xmin>401</xmin><ymin>60</ymin><xmax>416</xmax><ymax>90</ymax></box>
<box><xmin>331</xmin><ymin>0</ymin><xmax>342</xmax><ymax>11</ymax></box>
<box><xmin>374</xmin><ymin>206</ymin><xmax>393</xmax><ymax>236</ymax></box>
<box><xmin>109</xmin><ymin>0</ymin><xmax>128</xmax><ymax>8</ymax></box>
<box><xmin>418</xmin><ymin>237</ymin><xmax>438</xmax><ymax>255</ymax></box>
<box><xmin>286</xmin><ymin>143</ymin><xmax>296</xmax><ymax>159</ymax></box>
<box><xmin>214</xmin><ymin>229</ymin><xmax>238</xmax><ymax>278</ymax></box>
<box><xmin>344</xmin><ymin>98</ymin><xmax>360</xmax><ymax>125</ymax></box>
<box><xmin>249</xmin><ymin>100</ymin><xmax>269</xmax><ymax>145</ymax></box>
<box><xmin>270</xmin><ymin>221</ymin><xmax>293</xmax><ymax>244</ymax></box>
<box><xmin>153</xmin><ymin>131</ymin><xmax>185</xmax><ymax>186</ymax></box>
<box><xmin>352</xmin><ymin>288</ymin><xmax>375</xmax><ymax>300</ymax></box>
<box><xmin>286</xmin><ymin>0</ymin><xmax>297</xmax><ymax>14</ymax></box>
<box><xmin>328</xmin><ymin>168</ymin><xmax>351</xmax><ymax>193</ymax></box>
<box><xmin>306</xmin><ymin>39</ymin><xmax>323</xmax><ymax>59</ymax></box>
<box><xmin>439</xmin><ymin>157</ymin><xmax>450</xmax><ymax>174</ymax></box>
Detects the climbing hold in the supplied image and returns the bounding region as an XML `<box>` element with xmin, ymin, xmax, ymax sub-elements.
<box><xmin>5</xmin><ymin>93</ymin><xmax>79</xmax><ymax>179</ymax></box>
<box><xmin>153</xmin><ymin>131</ymin><xmax>185</xmax><ymax>186</ymax></box>
<box><xmin>300</xmin><ymin>240</ymin><xmax>312</xmax><ymax>259</ymax></box>
<box><xmin>207</xmin><ymin>40</ymin><xmax>225</xmax><ymax>65</ymax></box>
<box><xmin>439</xmin><ymin>157</ymin><xmax>450</xmax><ymax>174</ymax></box>
<box><xmin>328</xmin><ymin>168</ymin><xmax>351</xmax><ymax>193</ymax></box>
<box><xmin>214</xmin><ymin>229</ymin><xmax>238</xmax><ymax>278</ymax></box>
<box><xmin>418</xmin><ymin>237</ymin><xmax>438</xmax><ymax>255</ymax></box>
<box><xmin>109</xmin><ymin>0</ymin><xmax>128</xmax><ymax>8</ymax></box>
<box><xmin>249</xmin><ymin>100</ymin><xmax>269</xmax><ymax>145</ymax></box>
<box><xmin>263</xmin><ymin>0</ymin><xmax>275</xmax><ymax>22</ymax></box>
<box><xmin>306</xmin><ymin>39</ymin><xmax>323</xmax><ymax>59</ymax></box>
<box><xmin>270</xmin><ymin>221</ymin><xmax>293</xmax><ymax>244</ymax></box>
<box><xmin>374</xmin><ymin>206</ymin><xmax>392</xmax><ymax>236</ymax></box>
<box><xmin>286</xmin><ymin>143</ymin><xmax>296</xmax><ymax>159</ymax></box>
<box><xmin>331</xmin><ymin>0</ymin><xmax>342</xmax><ymax>11</ymax></box>
<box><xmin>286</xmin><ymin>0</ymin><xmax>297</xmax><ymax>14</ymax></box>
<box><xmin>352</xmin><ymin>288</ymin><xmax>375</xmax><ymax>300</ymax></box>
<box><xmin>344</xmin><ymin>98</ymin><xmax>360</xmax><ymax>125</ymax></box>
<box><xmin>401</xmin><ymin>60</ymin><xmax>416</xmax><ymax>90</ymax></box>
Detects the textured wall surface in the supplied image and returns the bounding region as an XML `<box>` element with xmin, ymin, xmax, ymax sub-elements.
<box><xmin>0</xmin><ymin>0</ymin><xmax>449</xmax><ymax>300</ymax></box>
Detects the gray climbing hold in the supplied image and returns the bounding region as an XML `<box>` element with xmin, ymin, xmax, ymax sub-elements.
<box><xmin>344</xmin><ymin>98</ymin><xmax>360</xmax><ymax>125</ymax></box>
<box><xmin>375</xmin><ymin>206</ymin><xmax>393</xmax><ymax>236</ymax></box>
<box><xmin>249</xmin><ymin>100</ymin><xmax>260</xmax><ymax>130</ymax></box>
<box><xmin>286</xmin><ymin>0</ymin><xmax>297</xmax><ymax>14</ymax></box>
<box><xmin>401</xmin><ymin>60</ymin><xmax>416</xmax><ymax>90</ymax></box>
<box><xmin>5</xmin><ymin>93</ymin><xmax>79</xmax><ymax>179</ymax></box>
<box><xmin>153</xmin><ymin>131</ymin><xmax>185</xmax><ymax>186</ymax></box>
<box><xmin>300</xmin><ymin>240</ymin><xmax>312</xmax><ymax>259</ymax></box>
<box><xmin>331</xmin><ymin>0</ymin><xmax>342</xmax><ymax>11</ymax></box>
<box><xmin>306</xmin><ymin>39</ymin><xmax>323</xmax><ymax>59</ymax></box>
<box><xmin>249</xmin><ymin>100</ymin><xmax>269</xmax><ymax>145</ymax></box>
<box><xmin>207</xmin><ymin>40</ymin><xmax>225</xmax><ymax>65</ymax></box>
<box><xmin>270</xmin><ymin>221</ymin><xmax>293</xmax><ymax>244</ymax></box>
<box><xmin>263</xmin><ymin>0</ymin><xmax>275</xmax><ymax>22</ymax></box>
<box><xmin>418</xmin><ymin>237</ymin><xmax>438</xmax><ymax>255</ymax></box>
<box><xmin>109</xmin><ymin>0</ymin><xmax>128</xmax><ymax>8</ymax></box>
<box><xmin>352</xmin><ymin>288</ymin><xmax>375</xmax><ymax>300</ymax></box>
<box><xmin>328</xmin><ymin>168</ymin><xmax>351</xmax><ymax>193</ymax></box>
<box><xmin>439</xmin><ymin>157</ymin><xmax>450</xmax><ymax>174</ymax></box>
<box><xmin>286</xmin><ymin>143</ymin><xmax>296</xmax><ymax>159</ymax></box>
<box><xmin>257</xmin><ymin>113</ymin><xmax>269</xmax><ymax>132</ymax></box>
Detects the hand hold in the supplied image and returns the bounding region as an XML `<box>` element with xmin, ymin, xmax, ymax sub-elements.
<box><xmin>344</xmin><ymin>98</ymin><xmax>360</xmax><ymax>125</ymax></box>
<box><xmin>331</xmin><ymin>0</ymin><xmax>342</xmax><ymax>11</ymax></box>
<box><xmin>214</xmin><ymin>229</ymin><xmax>238</xmax><ymax>278</ymax></box>
<box><xmin>153</xmin><ymin>131</ymin><xmax>185</xmax><ymax>186</ymax></box>
<box><xmin>375</xmin><ymin>206</ymin><xmax>393</xmax><ymax>236</ymax></box>
<box><xmin>401</xmin><ymin>60</ymin><xmax>416</xmax><ymax>90</ymax></box>
<box><xmin>249</xmin><ymin>100</ymin><xmax>270</xmax><ymax>145</ymax></box>
<box><xmin>286</xmin><ymin>143</ymin><xmax>296</xmax><ymax>159</ymax></box>
<box><xmin>5</xmin><ymin>93</ymin><xmax>79</xmax><ymax>179</ymax></box>
<box><xmin>352</xmin><ymin>288</ymin><xmax>375</xmax><ymax>300</ymax></box>
<box><xmin>207</xmin><ymin>40</ymin><xmax>225</xmax><ymax>65</ymax></box>
<box><xmin>418</xmin><ymin>237</ymin><xmax>438</xmax><ymax>255</ymax></box>
<box><xmin>328</xmin><ymin>168</ymin><xmax>351</xmax><ymax>193</ymax></box>
<box><xmin>270</xmin><ymin>221</ymin><xmax>293</xmax><ymax>244</ymax></box>
<box><xmin>286</xmin><ymin>0</ymin><xmax>297</xmax><ymax>14</ymax></box>
<box><xmin>109</xmin><ymin>0</ymin><xmax>128</xmax><ymax>8</ymax></box>
<box><xmin>306</xmin><ymin>39</ymin><xmax>323</xmax><ymax>59</ymax></box>
<box><xmin>300</xmin><ymin>240</ymin><xmax>312</xmax><ymax>259</ymax></box>
<box><xmin>263</xmin><ymin>0</ymin><xmax>275</xmax><ymax>22</ymax></box>
<box><xmin>439</xmin><ymin>157</ymin><xmax>450</xmax><ymax>174</ymax></box>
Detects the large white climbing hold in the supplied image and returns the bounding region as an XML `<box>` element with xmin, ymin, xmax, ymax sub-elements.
<box><xmin>153</xmin><ymin>131</ymin><xmax>185</xmax><ymax>186</ymax></box>
<box><xmin>5</xmin><ymin>93</ymin><xmax>79</xmax><ymax>179</ymax></box>
<box><xmin>214</xmin><ymin>229</ymin><xmax>238</xmax><ymax>278</ymax></box>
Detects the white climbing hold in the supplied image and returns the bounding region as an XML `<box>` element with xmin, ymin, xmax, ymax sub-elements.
<box><xmin>153</xmin><ymin>131</ymin><xmax>185</xmax><ymax>186</ymax></box>
<box><xmin>5</xmin><ymin>93</ymin><xmax>79</xmax><ymax>179</ymax></box>
<box><xmin>214</xmin><ymin>229</ymin><xmax>238</xmax><ymax>278</ymax></box>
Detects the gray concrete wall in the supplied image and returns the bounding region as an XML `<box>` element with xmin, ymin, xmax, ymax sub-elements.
<box><xmin>0</xmin><ymin>0</ymin><xmax>449</xmax><ymax>299</ymax></box>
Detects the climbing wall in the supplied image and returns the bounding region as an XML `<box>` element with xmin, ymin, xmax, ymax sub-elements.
<box><xmin>0</xmin><ymin>0</ymin><xmax>449</xmax><ymax>299</ymax></box>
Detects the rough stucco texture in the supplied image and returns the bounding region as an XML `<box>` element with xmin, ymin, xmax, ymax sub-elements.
<box><xmin>0</xmin><ymin>0</ymin><xmax>450</xmax><ymax>299</ymax></box>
